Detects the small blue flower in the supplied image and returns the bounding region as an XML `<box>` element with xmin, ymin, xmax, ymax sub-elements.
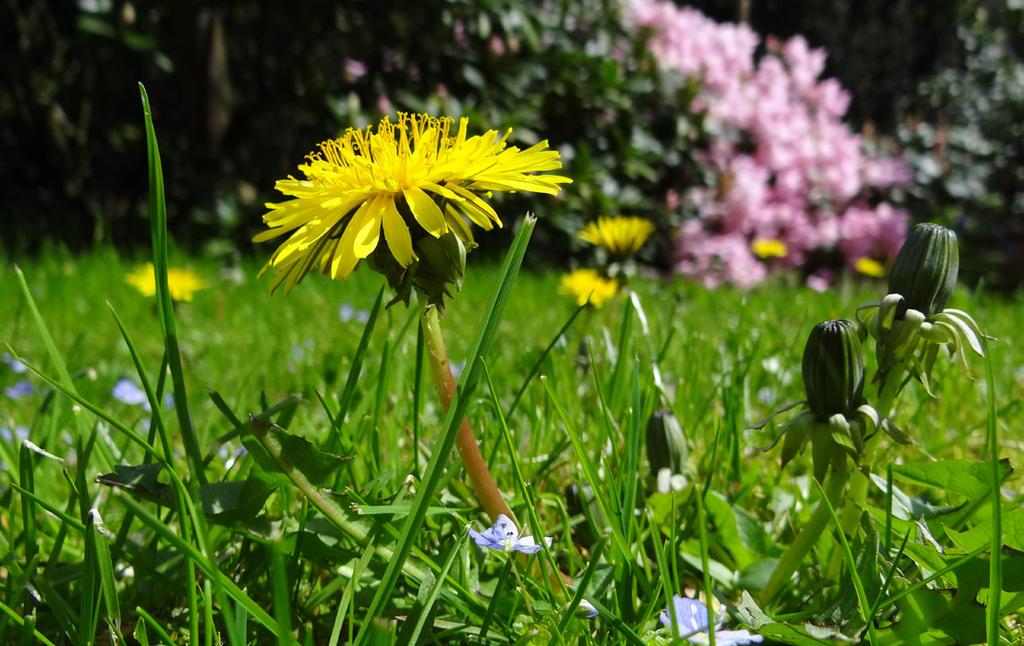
<box><xmin>339</xmin><ymin>303</ymin><xmax>370</xmax><ymax>324</ymax></box>
<box><xmin>0</xmin><ymin>426</ymin><xmax>29</xmax><ymax>442</ymax></box>
<box><xmin>112</xmin><ymin>378</ymin><xmax>149</xmax><ymax>408</ymax></box>
<box><xmin>578</xmin><ymin>598</ymin><xmax>599</xmax><ymax>618</ymax></box>
<box><xmin>3</xmin><ymin>353</ymin><xmax>27</xmax><ymax>374</ymax></box>
<box><xmin>4</xmin><ymin>379</ymin><xmax>34</xmax><ymax>399</ymax></box>
<box><xmin>659</xmin><ymin>596</ymin><xmax>762</xmax><ymax>645</ymax></box>
<box><xmin>468</xmin><ymin>514</ymin><xmax>552</xmax><ymax>554</ymax></box>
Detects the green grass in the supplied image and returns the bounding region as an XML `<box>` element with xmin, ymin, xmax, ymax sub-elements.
<box><xmin>3</xmin><ymin>246</ymin><xmax>1022</xmax><ymax>643</ymax></box>
<box><xmin>2</xmin><ymin>99</ymin><xmax>1023</xmax><ymax>642</ymax></box>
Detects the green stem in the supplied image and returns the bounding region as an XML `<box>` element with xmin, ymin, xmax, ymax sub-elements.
<box><xmin>249</xmin><ymin>419</ymin><xmax>428</xmax><ymax>582</ymax></box>
<box><xmin>760</xmin><ymin>469</ymin><xmax>849</xmax><ymax>604</ymax></box>
<box><xmin>840</xmin><ymin>354</ymin><xmax>906</xmax><ymax>535</ymax></box>
<box><xmin>421</xmin><ymin>306</ymin><xmax>514</xmax><ymax>524</ymax></box>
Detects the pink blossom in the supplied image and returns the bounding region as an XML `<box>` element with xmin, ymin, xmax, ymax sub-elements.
<box><xmin>629</xmin><ymin>1</ymin><xmax>910</xmax><ymax>289</ymax></box>
<box><xmin>343</xmin><ymin>58</ymin><xmax>367</xmax><ymax>80</ymax></box>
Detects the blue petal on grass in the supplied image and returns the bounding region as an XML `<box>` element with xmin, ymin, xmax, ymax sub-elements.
<box><xmin>339</xmin><ymin>303</ymin><xmax>370</xmax><ymax>324</ymax></box>
<box><xmin>112</xmin><ymin>378</ymin><xmax>150</xmax><ymax>409</ymax></box>
<box><xmin>2</xmin><ymin>353</ymin><xmax>28</xmax><ymax>374</ymax></box>
<box><xmin>4</xmin><ymin>380</ymin><xmax>34</xmax><ymax>399</ymax></box>
<box><xmin>659</xmin><ymin>596</ymin><xmax>762</xmax><ymax>645</ymax></box>
<box><xmin>1</xmin><ymin>426</ymin><xmax>29</xmax><ymax>442</ymax></box>
<box><xmin>468</xmin><ymin>514</ymin><xmax>552</xmax><ymax>554</ymax></box>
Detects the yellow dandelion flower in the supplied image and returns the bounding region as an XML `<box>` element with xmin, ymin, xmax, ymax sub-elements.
<box><xmin>126</xmin><ymin>263</ymin><xmax>207</xmax><ymax>302</ymax></box>
<box><xmin>854</xmin><ymin>257</ymin><xmax>886</xmax><ymax>278</ymax></box>
<box><xmin>751</xmin><ymin>238</ymin><xmax>788</xmax><ymax>259</ymax></box>
<box><xmin>255</xmin><ymin>113</ymin><xmax>572</xmax><ymax>292</ymax></box>
<box><xmin>559</xmin><ymin>269</ymin><xmax>618</xmax><ymax>308</ymax></box>
<box><xmin>578</xmin><ymin>216</ymin><xmax>655</xmax><ymax>256</ymax></box>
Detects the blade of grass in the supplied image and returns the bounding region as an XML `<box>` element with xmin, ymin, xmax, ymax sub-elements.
<box><xmin>114</xmin><ymin>491</ymin><xmax>288</xmax><ymax>641</ymax></box>
<box><xmin>18</xmin><ymin>445</ymin><xmax>37</xmax><ymax>583</ymax></box>
<box><xmin>355</xmin><ymin>214</ymin><xmax>537</xmax><ymax>644</ymax></box>
<box><xmin>482</xmin><ymin>360</ymin><xmax>565</xmax><ymax>603</ymax></box>
<box><xmin>0</xmin><ymin>602</ymin><xmax>56</xmax><ymax>646</ymax></box>
<box><xmin>813</xmin><ymin>478</ymin><xmax>877</xmax><ymax>646</ymax></box>
<box><xmin>88</xmin><ymin>511</ymin><xmax>123</xmax><ymax>642</ymax></box>
<box><xmin>138</xmin><ymin>83</ymin><xmax>206</xmax><ymax>485</ymax></box>
<box><xmin>984</xmin><ymin>350</ymin><xmax>1001</xmax><ymax>646</ymax></box>
<box><xmin>271</xmin><ymin>549</ymin><xmax>293</xmax><ymax>645</ymax></box>
<box><xmin>412</xmin><ymin>323</ymin><xmax>425</xmax><ymax>474</ymax></box>
<box><xmin>694</xmin><ymin>485</ymin><xmax>716</xmax><ymax>646</ymax></box>
<box><xmin>505</xmin><ymin>302</ymin><xmax>587</xmax><ymax>420</ymax></box>
<box><xmin>541</xmin><ymin>375</ymin><xmax>634</xmax><ymax>564</ymax></box>
<box><xmin>107</xmin><ymin>304</ymin><xmax>173</xmax><ymax>462</ymax></box>
<box><xmin>135</xmin><ymin>607</ymin><xmax>176</xmax><ymax>645</ymax></box>
<box><xmin>873</xmin><ymin>544</ymin><xmax>987</xmax><ymax>614</ymax></box>
<box><xmin>79</xmin><ymin>510</ymin><xmax>100</xmax><ymax>646</ymax></box>
<box><xmin>478</xmin><ymin>557</ymin><xmax>514</xmax><ymax>642</ymax></box>
<box><xmin>330</xmin><ymin>286</ymin><xmax>385</xmax><ymax>442</ymax></box>
<box><xmin>555</xmin><ymin>539</ymin><xmax>606</xmax><ymax>636</ymax></box>
<box><xmin>405</xmin><ymin>534</ymin><xmax>467</xmax><ymax>644</ymax></box>
<box><xmin>327</xmin><ymin>546</ymin><xmax>376</xmax><ymax>646</ymax></box>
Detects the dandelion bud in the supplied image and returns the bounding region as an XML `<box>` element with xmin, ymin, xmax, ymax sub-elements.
<box><xmin>888</xmin><ymin>223</ymin><xmax>959</xmax><ymax>317</ymax></box>
<box><xmin>645</xmin><ymin>408</ymin><xmax>688</xmax><ymax>476</ymax></box>
<box><xmin>414</xmin><ymin>231</ymin><xmax>467</xmax><ymax>304</ymax></box>
<box><xmin>801</xmin><ymin>320</ymin><xmax>864</xmax><ymax>420</ymax></box>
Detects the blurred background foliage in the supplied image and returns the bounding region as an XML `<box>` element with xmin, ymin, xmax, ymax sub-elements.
<box><xmin>2</xmin><ymin>0</ymin><xmax>1022</xmax><ymax>288</ymax></box>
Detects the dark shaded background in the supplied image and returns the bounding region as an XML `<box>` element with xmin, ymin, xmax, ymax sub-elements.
<box><xmin>2</xmin><ymin>0</ymin><xmax>1022</xmax><ymax>287</ymax></box>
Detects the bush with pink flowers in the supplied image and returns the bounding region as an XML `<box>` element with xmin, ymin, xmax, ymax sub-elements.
<box><xmin>631</xmin><ymin>1</ymin><xmax>911</xmax><ymax>289</ymax></box>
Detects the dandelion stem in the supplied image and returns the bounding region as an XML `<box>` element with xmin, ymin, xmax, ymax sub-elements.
<box><xmin>840</xmin><ymin>355</ymin><xmax>905</xmax><ymax>535</ymax></box>
<box><xmin>760</xmin><ymin>468</ymin><xmax>848</xmax><ymax>604</ymax></box>
<box><xmin>421</xmin><ymin>306</ymin><xmax>514</xmax><ymax>524</ymax></box>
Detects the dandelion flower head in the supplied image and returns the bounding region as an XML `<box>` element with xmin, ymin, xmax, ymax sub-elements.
<box><xmin>126</xmin><ymin>263</ymin><xmax>207</xmax><ymax>302</ymax></box>
<box><xmin>256</xmin><ymin>113</ymin><xmax>571</xmax><ymax>292</ymax></box>
<box><xmin>751</xmin><ymin>238</ymin><xmax>788</xmax><ymax>260</ymax></box>
<box><xmin>560</xmin><ymin>269</ymin><xmax>618</xmax><ymax>308</ymax></box>
<box><xmin>578</xmin><ymin>216</ymin><xmax>655</xmax><ymax>256</ymax></box>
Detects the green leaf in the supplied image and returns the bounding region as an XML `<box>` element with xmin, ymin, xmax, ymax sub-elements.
<box><xmin>868</xmin><ymin>473</ymin><xmax>955</xmax><ymax>520</ymax></box>
<box><xmin>894</xmin><ymin>459</ymin><xmax>1011</xmax><ymax>502</ymax></box>
<box><xmin>139</xmin><ymin>83</ymin><xmax>206</xmax><ymax>484</ymax></box>
<box><xmin>242</xmin><ymin>418</ymin><xmax>350</xmax><ymax>487</ymax></box>
<box><xmin>735</xmin><ymin>593</ymin><xmax>849</xmax><ymax>645</ymax></box>
<box><xmin>96</xmin><ymin>463</ymin><xmax>278</xmax><ymax>523</ymax></box>
<box><xmin>946</xmin><ymin>507</ymin><xmax>1024</xmax><ymax>553</ymax></box>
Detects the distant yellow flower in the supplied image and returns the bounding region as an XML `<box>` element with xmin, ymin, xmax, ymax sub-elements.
<box><xmin>255</xmin><ymin>113</ymin><xmax>572</xmax><ymax>292</ymax></box>
<box><xmin>559</xmin><ymin>269</ymin><xmax>618</xmax><ymax>308</ymax></box>
<box><xmin>854</xmin><ymin>257</ymin><xmax>886</xmax><ymax>278</ymax></box>
<box><xmin>578</xmin><ymin>216</ymin><xmax>654</xmax><ymax>256</ymax></box>
<box><xmin>126</xmin><ymin>263</ymin><xmax>207</xmax><ymax>302</ymax></box>
<box><xmin>751</xmin><ymin>238</ymin><xmax>788</xmax><ymax>259</ymax></box>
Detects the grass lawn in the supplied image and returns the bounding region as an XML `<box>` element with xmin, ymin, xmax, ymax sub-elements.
<box><xmin>1</xmin><ymin>247</ymin><xmax>1022</xmax><ymax>643</ymax></box>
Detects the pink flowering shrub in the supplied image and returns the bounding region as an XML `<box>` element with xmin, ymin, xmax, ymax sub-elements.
<box><xmin>630</xmin><ymin>1</ymin><xmax>911</xmax><ymax>288</ymax></box>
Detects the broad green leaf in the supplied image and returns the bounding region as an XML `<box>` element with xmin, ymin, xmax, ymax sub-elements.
<box><xmin>894</xmin><ymin>459</ymin><xmax>1011</xmax><ymax>502</ymax></box>
<box><xmin>946</xmin><ymin>507</ymin><xmax>1024</xmax><ymax>553</ymax></box>
<box><xmin>242</xmin><ymin>418</ymin><xmax>350</xmax><ymax>487</ymax></box>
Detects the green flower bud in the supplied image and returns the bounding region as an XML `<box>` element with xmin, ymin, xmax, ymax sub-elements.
<box><xmin>645</xmin><ymin>408</ymin><xmax>688</xmax><ymax>476</ymax></box>
<box><xmin>888</xmin><ymin>223</ymin><xmax>959</xmax><ymax>317</ymax></box>
<box><xmin>370</xmin><ymin>230</ymin><xmax>467</xmax><ymax>311</ymax></box>
<box><xmin>802</xmin><ymin>320</ymin><xmax>864</xmax><ymax>420</ymax></box>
